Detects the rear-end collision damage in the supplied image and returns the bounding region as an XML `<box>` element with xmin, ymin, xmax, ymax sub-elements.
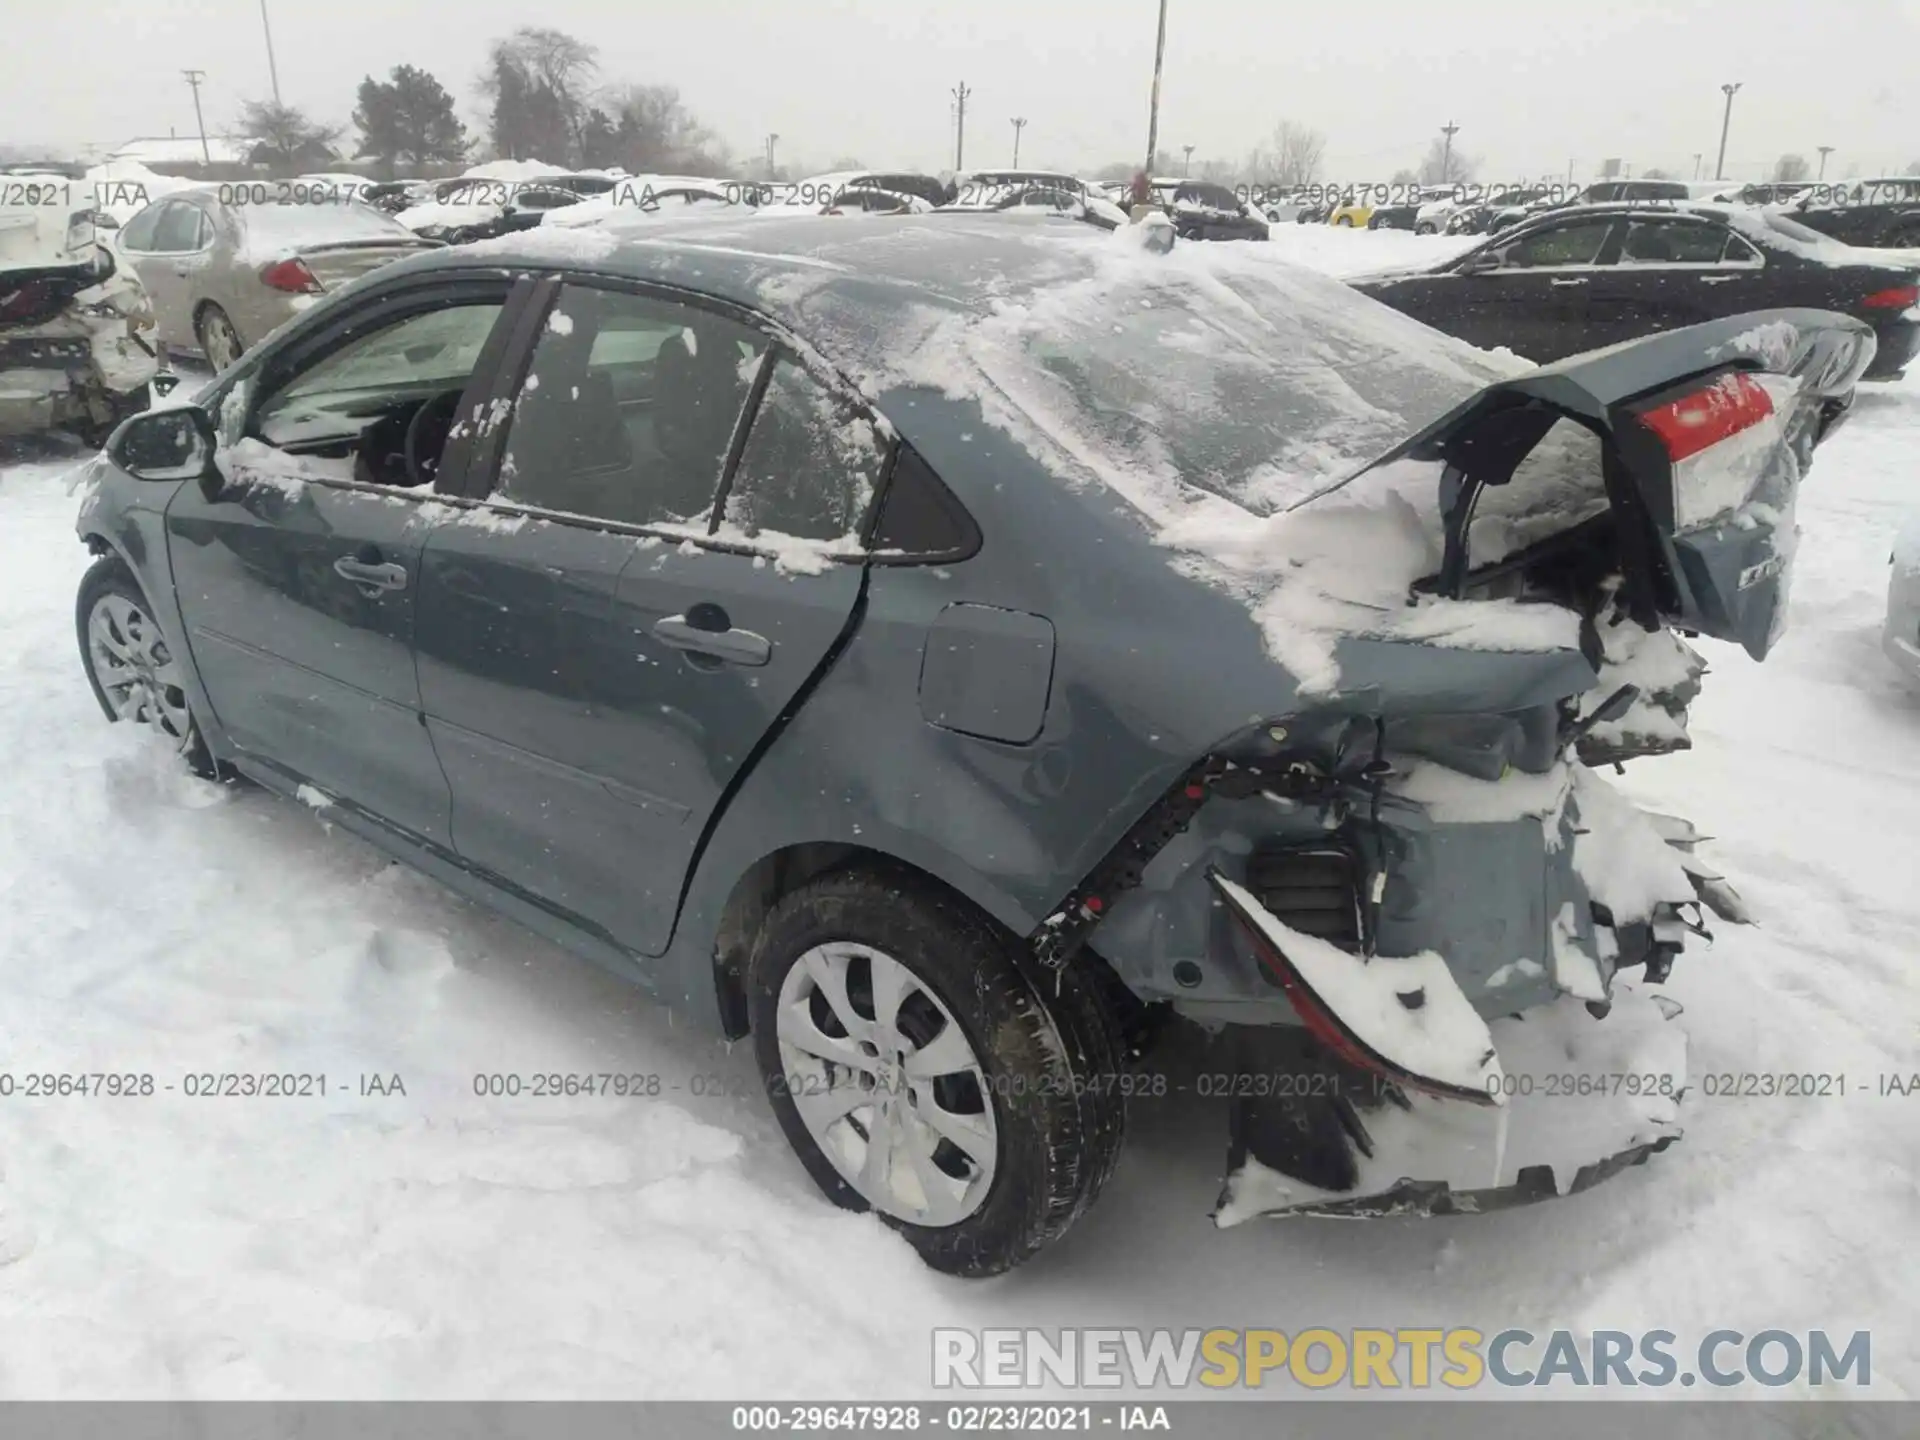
<box><xmin>0</xmin><ymin>200</ymin><xmax>158</xmax><ymax>441</ymax></box>
<box><xmin>1030</xmin><ymin>309</ymin><xmax>1875</xmax><ymax>1223</ymax></box>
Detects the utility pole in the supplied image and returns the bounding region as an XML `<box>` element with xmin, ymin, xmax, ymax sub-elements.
<box><xmin>258</xmin><ymin>0</ymin><xmax>282</xmax><ymax>105</ymax></box>
<box><xmin>1715</xmin><ymin>82</ymin><xmax>1741</xmax><ymax>181</ymax></box>
<box><xmin>1693</xmin><ymin>152</ymin><xmax>1702</xmax><ymax>179</ymax></box>
<box><xmin>181</xmin><ymin>70</ymin><xmax>211</xmax><ymax>165</ymax></box>
<box><xmin>1182</xmin><ymin>144</ymin><xmax>1195</xmax><ymax>176</ymax></box>
<box><xmin>764</xmin><ymin>133</ymin><xmax>779</xmax><ymax>179</ymax></box>
<box><xmin>1011</xmin><ymin>117</ymin><xmax>1026</xmax><ymax>167</ymax></box>
<box><xmin>1144</xmin><ymin>0</ymin><xmax>1170</xmax><ymax>180</ymax></box>
<box><xmin>952</xmin><ymin>82</ymin><xmax>971</xmax><ymax>171</ymax></box>
<box><xmin>1439</xmin><ymin>120</ymin><xmax>1460</xmax><ymax>184</ymax></box>
<box><xmin>1817</xmin><ymin>145</ymin><xmax>1834</xmax><ymax>180</ymax></box>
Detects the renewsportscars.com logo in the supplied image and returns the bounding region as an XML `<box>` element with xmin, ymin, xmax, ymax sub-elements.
<box><xmin>931</xmin><ymin>1328</ymin><xmax>1872</xmax><ymax>1391</ymax></box>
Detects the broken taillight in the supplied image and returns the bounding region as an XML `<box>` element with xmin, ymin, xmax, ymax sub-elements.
<box><xmin>259</xmin><ymin>257</ymin><xmax>323</xmax><ymax>294</ymax></box>
<box><xmin>1633</xmin><ymin>370</ymin><xmax>1775</xmax><ymax>463</ymax></box>
<box><xmin>0</xmin><ymin>278</ymin><xmax>56</xmax><ymax>325</ymax></box>
<box><xmin>1861</xmin><ymin>284</ymin><xmax>1919</xmax><ymax>310</ymax></box>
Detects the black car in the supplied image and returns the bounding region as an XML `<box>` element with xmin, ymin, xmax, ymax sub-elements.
<box><xmin>1489</xmin><ymin>180</ymin><xmax>1691</xmax><ymax>236</ymax></box>
<box><xmin>1350</xmin><ymin>202</ymin><xmax>1920</xmax><ymax>380</ymax></box>
<box><xmin>1781</xmin><ymin>177</ymin><xmax>1920</xmax><ymax>250</ymax></box>
<box><xmin>1145</xmin><ymin>179</ymin><xmax>1270</xmax><ymax>241</ymax></box>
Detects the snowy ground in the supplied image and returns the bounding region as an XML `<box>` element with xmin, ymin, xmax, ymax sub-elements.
<box><xmin>0</xmin><ymin>226</ymin><xmax>1916</xmax><ymax>1400</ymax></box>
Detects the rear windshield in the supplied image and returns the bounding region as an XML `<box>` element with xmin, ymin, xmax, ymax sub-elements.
<box><xmin>237</xmin><ymin>201</ymin><xmax>417</xmax><ymax>251</ymax></box>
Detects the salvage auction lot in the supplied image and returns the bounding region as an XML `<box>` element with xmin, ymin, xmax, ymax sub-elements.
<box><xmin>0</xmin><ymin>223</ymin><xmax>1916</xmax><ymax>1400</ymax></box>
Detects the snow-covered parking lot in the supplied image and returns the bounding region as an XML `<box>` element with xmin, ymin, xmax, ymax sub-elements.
<box><xmin>0</xmin><ymin>226</ymin><xmax>1916</xmax><ymax>1401</ymax></box>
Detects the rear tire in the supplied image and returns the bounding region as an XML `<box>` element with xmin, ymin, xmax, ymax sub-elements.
<box><xmin>76</xmin><ymin>556</ymin><xmax>219</xmax><ymax>779</ymax></box>
<box><xmin>195</xmin><ymin>304</ymin><xmax>244</xmax><ymax>370</ymax></box>
<box><xmin>748</xmin><ymin>864</ymin><xmax>1126</xmax><ymax>1276</ymax></box>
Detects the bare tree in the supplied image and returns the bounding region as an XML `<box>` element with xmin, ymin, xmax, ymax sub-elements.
<box><xmin>1246</xmin><ymin>120</ymin><xmax>1325</xmax><ymax>186</ymax></box>
<box><xmin>478</xmin><ymin>27</ymin><xmax>598</xmax><ymax>165</ymax></box>
<box><xmin>1388</xmin><ymin>167</ymin><xmax>1419</xmax><ymax>186</ymax></box>
<box><xmin>1772</xmin><ymin>153</ymin><xmax>1811</xmax><ymax>182</ymax></box>
<box><xmin>1417</xmin><ymin>137</ymin><xmax>1478</xmax><ymax>185</ymax></box>
<box><xmin>1640</xmin><ymin>166</ymin><xmax>1673</xmax><ymax>179</ymax></box>
<box><xmin>1905</xmin><ymin>158</ymin><xmax>1920</xmax><ymax>176</ymax></box>
<box><xmin>233</xmin><ymin>99</ymin><xmax>342</xmax><ymax>172</ymax></box>
<box><xmin>594</xmin><ymin>83</ymin><xmax>728</xmax><ymax>174</ymax></box>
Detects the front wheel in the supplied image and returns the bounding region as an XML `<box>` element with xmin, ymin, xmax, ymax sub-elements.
<box><xmin>748</xmin><ymin>866</ymin><xmax>1126</xmax><ymax>1276</ymax></box>
<box><xmin>1334</xmin><ymin>214</ymin><xmax>1355</xmax><ymax>227</ymax></box>
<box><xmin>77</xmin><ymin>557</ymin><xmax>219</xmax><ymax>778</ymax></box>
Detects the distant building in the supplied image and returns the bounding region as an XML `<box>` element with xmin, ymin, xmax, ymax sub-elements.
<box><xmin>104</xmin><ymin>135</ymin><xmax>251</xmax><ymax>170</ymax></box>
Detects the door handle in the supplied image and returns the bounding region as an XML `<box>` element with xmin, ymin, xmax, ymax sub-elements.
<box><xmin>333</xmin><ymin>556</ymin><xmax>408</xmax><ymax>594</ymax></box>
<box><xmin>1700</xmin><ymin>275</ymin><xmax>1742</xmax><ymax>285</ymax></box>
<box><xmin>653</xmin><ymin>614</ymin><xmax>772</xmax><ymax>667</ymax></box>
<box><xmin>1549</xmin><ymin>278</ymin><xmax>1588</xmax><ymax>287</ymax></box>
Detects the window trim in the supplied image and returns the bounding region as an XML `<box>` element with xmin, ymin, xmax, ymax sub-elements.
<box><xmin>216</xmin><ymin>272</ymin><xmax>534</xmax><ymax>504</ymax></box>
<box><xmin>453</xmin><ymin>272</ymin><xmax>907</xmax><ymax>564</ymax></box>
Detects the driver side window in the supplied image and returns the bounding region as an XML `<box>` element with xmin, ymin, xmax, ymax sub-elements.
<box><xmin>1495</xmin><ymin>218</ymin><xmax>1616</xmax><ymax>269</ymax></box>
<box><xmin>244</xmin><ymin>299</ymin><xmax>508</xmax><ymax>488</ymax></box>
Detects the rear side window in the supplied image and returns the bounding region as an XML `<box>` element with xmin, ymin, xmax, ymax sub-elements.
<box><xmin>151</xmin><ymin>203</ymin><xmax>208</xmax><ymax>253</ymax></box>
<box><xmin>870</xmin><ymin>444</ymin><xmax>981</xmax><ymax>561</ymax></box>
<box><xmin>721</xmin><ymin>357</ymin><xmax>886</xmax><ymax>542</ymax></box>
<box><xmin>495</xmin><ymin>286</ymin><xmax>766</xmax><ymax>528</ymax></box>
<box><xmin>1619</xmin><ymin>218</ymin><xmax>1733</xmax><ymax>265</ymax></box>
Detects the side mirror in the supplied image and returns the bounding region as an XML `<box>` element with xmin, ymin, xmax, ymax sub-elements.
<box><xmin>109</xmin><ymin>404</ymin><xmax>216</xmax><ymax>483</ymax></box>
<box><xmin>1457</xmin><ymin>250</ymin><xmax>1501</xmax><ymax>275</ymax></box>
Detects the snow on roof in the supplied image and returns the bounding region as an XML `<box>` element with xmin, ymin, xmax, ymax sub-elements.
<box><xmin>105</xmin><ymin>136</ymin><xmax>249</xmax><ymax>166</ymax></box>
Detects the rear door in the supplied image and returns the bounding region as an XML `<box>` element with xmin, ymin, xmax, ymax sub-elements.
<box><xmin>414</xmin><ymin>278</ymin><xmax>881</xmax><ymax>956</ymax></box>
<box><xmin>1582</xmin><ymin>213</ymin><xmax>1765</xmax><ymax>347</ymax></box>
<box><xmin>118</xmin><ymin>199</ymin><xmax>204</xmax><ymax>347</ymax></box>
<box><xmin>163</xmin><ymin>277</ymin><xmax>520</xmax><ymax>847</ymax></box>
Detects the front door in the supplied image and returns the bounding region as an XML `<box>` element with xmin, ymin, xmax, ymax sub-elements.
<box><xmin>164</xmin><ymin>283</ymin><xmax>516</xmax><ymax>848</ymax></box>
<box><xmin>414</xmin><ymin>280</ymin><xmax>882</xmax><ymax>955</ymax></box>
<box><xmin>1450</xmin><ymin>214</ymin><xmax>1623</xmax><ymax>362</ymax></box>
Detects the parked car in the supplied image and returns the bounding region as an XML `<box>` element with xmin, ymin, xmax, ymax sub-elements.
<box><xmin>935</xmin><ymin>180</ymin><xmax>1126</xmax><ymax>230</ymax></box>
<box><xmin>1326</xmin><ymin>194</ymin><xmax>1373</xmax><ymax>227</ymax></box>
<box><xmin>1143</xmin><ymin>178</ymin><xmax>1269</xmax><ymax>240</ymax></box>
<box><xmin>1782</xmin><ymin>177</ymin><xmax>1920</xmax><ymax>250</ymax></box>
<box><xmin>755</xmin><ymin>171</ymin><xmax>948</xmax><ymax>217</ymax></box>
<box><xmin>1489</xmin><ymin>179</ymin><xmax>1693</xmax><ymax>235</ymax></box>
<box><xmin>401</xmin><ymin>174</ymin><xmax>620</xmax><ymax>244</ymax></box>
<box><xmin>1708</xmin><ymin>182</ymin><xmax>1813</xmax><ymax>208</ymax></box>
<box><xmin>542</xmin><ymin>177</ymin><xmax>735</xmax><ymax>229</ymax></box>
<box><xmin>115</xmin><ymin>193</ymin><xmax>436</xmax><ymax>367</ymax></box>
<box><xmin>1369</xmin><ymin>187</ymin><xmax>1455</xmax><ymax>232</ymax></box>
<box><xmin>0</xmin><ymin>186</ymin><xmax>157</xmax><ymax>440</ymax></box>
<box><xmin>76</xmin><ymin>216</ymin><xmax>1870</xmax><ymax>1274</ymax></box>
<box><xmin>1349</xmin><ymin>202</ymin><xmax>1919</xmax><ymax>379</ymax></box>
<box><xmin>1887</xmin><ymin>513</ymin><xmax>1920</xmax><ymax>688</ymax></box>
<box><xmin>358</xmin><ymin>179</ymin><xmax>434</xmax><ymax>215</ymax></box>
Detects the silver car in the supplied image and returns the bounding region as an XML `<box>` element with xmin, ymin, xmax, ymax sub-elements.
<box><xmin>1887</xmin><ymin>515</ymin><xmax>1920</xmax><ymax>686</ymax></box>
<box><xmin>114</xmin><ymin>191</ymin><xmax>435</xmax><ymax>368</ymax></box>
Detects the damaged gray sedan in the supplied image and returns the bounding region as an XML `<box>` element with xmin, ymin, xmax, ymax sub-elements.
<box><xmin>73</xmin><ymin>215</ymin><xmax>1875</xmax><ymax>1274</ymax></box>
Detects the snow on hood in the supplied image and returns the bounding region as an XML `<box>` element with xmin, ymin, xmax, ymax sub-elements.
<box><xmin>458</xmin><ymin>158</ymin><xmax>568</xmax><ymax>182</ymax></box>
<box><xmin>751</xmin><ymin>225</ymin><xmax>1576</xmax><ymax>692</ymax></box>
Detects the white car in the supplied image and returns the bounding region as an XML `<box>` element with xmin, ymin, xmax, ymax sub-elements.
<box><xmin>1887</xmin><ymin>514</ymin><xmax>1920</xmax><ymax>687</ymax></box>
<box><xmin>0</xmin><ymin>186</ymin><xmax>157</xmax><ymax>441</ymax></box>
<box><xmin>541</xmin><ymin>176</ymin><xmax>736</xmax><ymax>229</ymax></box>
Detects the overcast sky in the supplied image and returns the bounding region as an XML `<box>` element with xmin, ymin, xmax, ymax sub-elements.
<box><xmin>9</xmin><ymin>0</ymin><xmax>1920</xmax><ymax>181</ymax></box>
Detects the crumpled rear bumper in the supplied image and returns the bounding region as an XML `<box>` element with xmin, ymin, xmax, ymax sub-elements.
<box><xmin>1214</xmin><ymin>986</ymin><xmax>1687</xmax><ymax>1226</ymax></box>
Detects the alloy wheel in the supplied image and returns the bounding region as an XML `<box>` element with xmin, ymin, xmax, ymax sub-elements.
<box><xmin>200</xmin><ymin>308</ymin><xmax>242</xmax><ymax>369</ymax></box>
<box><xmin>86</xmin><ymin>593</ymin><xmax>196</xmax><ymax>751</ymax></box>
<box><xmin>774</xmin><ymin>941</ymin><xmax>998</xmax><ymax>1226</ymax></box>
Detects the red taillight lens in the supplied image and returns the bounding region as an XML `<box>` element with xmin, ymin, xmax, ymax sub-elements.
<box><xmin>1633</xmin><ymin>370</ymin><xmax>1775</xmax><ymax>463</ymax></box>
<box><xmin>258</xmin><ymin>257</ymin><xmax>322</xmax><ymax>294</ymax></box>
<box><xmin>0</xmin><ymin>278</ymin><xmax>55</xmax><ymax>324</ymax></box>
<box><xmin>1861</xmin><ymin>284</ymin><xmax>1919</xmax><ymax>310</ymax></box>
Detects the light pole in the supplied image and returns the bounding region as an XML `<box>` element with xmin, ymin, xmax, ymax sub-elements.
<box><xmin>765</xmin><ymin>133</ymin><xmax>778</xmax><ymax>179</ymax></box>
<box><xmin>1439</xmin><ymin>120</ymin><xmax>1460</xmax><ymax>184</ymax></box>
<box><xmin>1693</xmin><ymin>152</ymin><xmax>1702</xmax><ymax>179</ymax></box>
<box><xmin>1714</xmin><ymin>82</ymin><xmax>1741</xmax><ymax>181</ymax></box>
<box><xmin>181</xmin><ymin>70</ymin><xmax>211</xmax><ymax>165</ymax></box>
<box><xmin>952</xmin><ymin>82</ymin><xmax>971</xmax><ymax>170</ymax></box>
<box><xmin>1143</xmin><ymin>0</ymin><xmax>1170</xmax><ymax>180</ymax></box>
<box><xmin>1817</xmin><ymin>145</ymin><xmax>1834</xmax><ymax>180</ymax></box>
<box><xmin>1182</xmin><ymin>144</ymin><xmax>1194</xmax><ymax>176</ymax></box>
<box><xmin>1011</xmin><ymin>117</ymin><xmax>1026</xmax><ymax>167</ymax></box>
<box><xmin>258</xmin><ymin>0</ymin><xmax>282</xmax><ymax>105</ymax></box>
